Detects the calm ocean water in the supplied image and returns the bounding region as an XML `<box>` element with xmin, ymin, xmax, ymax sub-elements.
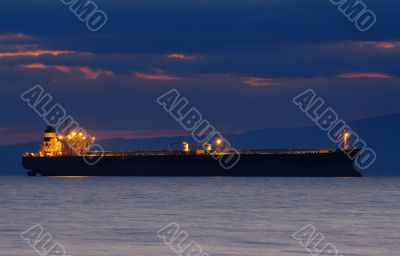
<box><xmin>1</xmin><ymin>176</ymin><xmax>399</xmax><ymax>256</ymax></box>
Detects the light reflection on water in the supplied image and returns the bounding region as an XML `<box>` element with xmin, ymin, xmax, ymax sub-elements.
<box><xmin>52</xmin><ymin>176</ymin><xmax>91</xmax><ymax>179</ymax></box>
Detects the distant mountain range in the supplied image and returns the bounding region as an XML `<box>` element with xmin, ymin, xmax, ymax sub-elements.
<box><xmin>2</xmin><ymin>114</ymin><xmax>399</xmax><ymax>176</ymax></box>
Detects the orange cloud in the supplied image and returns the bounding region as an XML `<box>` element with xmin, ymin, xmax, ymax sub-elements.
<box><xmin>54</xmin><ymin>66</ymin><xmax>72</xmax><ymax>73</ymax></box>
<box><xmin>338</xmin><ymin>72</ymin><xmax>394</xmax><ymax>79</ymax></box>
<box><xmin>0</xmin><ymin>131</ymin><xmax>39</xmax><ymax>146</ymax></box>
<box><xmin>134</xmin><ymin>69</ymin><xmax>181</xmax><ymax>81</ymax></box>
<box><xmin>78</xmin><ymin>67</ymin><xmax>114</xmax><ymax>80</ymax></box>
<box><xmin>21</xmin><ymin>63</ymin><xmax>113</xmax><ymax>80</ymax></box>
<box><xmin>21</xmin><ymin>63</ymin><xmax>72</xmax><ymax>73</ymax></box>
<box><xmin>166</xmin><ymin>53</ymin><xmax>196</xmax><ymax>60</ymax></box>
<box><xmin>0</xmin><ymin>50</ymin><xmax>76</xmax><ymax>58</ymax></box>
<box><xmin>356</xmin><ymin>41</ymin><xmax>400</xmax><ymax>49</ymax></box>
<box><xmin>244</xmin><ymin>77</ymin><xmax>281</xmax><ymax>87</ymax></box>
<box><xmin>22</xmin><ymin>63</ymin><xmax>47</xmax><ymax>69</ymax></box>
<box><xmin>79</xmin><ymin>67</ymin><xmax>100</xmax><ymax>80</ymax></box>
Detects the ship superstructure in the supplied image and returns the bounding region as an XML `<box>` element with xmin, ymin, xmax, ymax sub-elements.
<box><xmin>28</xmin><ymin>126</ymin><xmax>95</xmax><ymax>157</ymax></box>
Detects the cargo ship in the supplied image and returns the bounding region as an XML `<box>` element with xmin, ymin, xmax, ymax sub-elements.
<box><xmin>22</xmin><ymin>126</ymin><xmax>362</xmax><ymax>177</ymax></box>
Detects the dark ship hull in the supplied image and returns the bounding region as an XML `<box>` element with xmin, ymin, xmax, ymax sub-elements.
<box><xmin>22</xmin><ymin>149</ymin><xmax>361</xmax><ymax>177</ymax></box>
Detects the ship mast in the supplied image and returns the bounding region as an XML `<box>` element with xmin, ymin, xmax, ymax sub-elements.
<box><xmin>343</xmin><ymin>129</ymin><xmax>350</xmax><ymax>151</ymax></box>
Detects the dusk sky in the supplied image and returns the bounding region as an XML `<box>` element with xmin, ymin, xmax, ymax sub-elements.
<box><xmin>0</xmin><ymin>0</ymin><xmax>399</xmax><ymax>145</ymax></box>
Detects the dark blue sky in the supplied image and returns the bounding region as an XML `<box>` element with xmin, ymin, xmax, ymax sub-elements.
<box><xmin>0</xmin><ymin>0</ymin><xmax>399</xmax><ymax>145</ymax></box>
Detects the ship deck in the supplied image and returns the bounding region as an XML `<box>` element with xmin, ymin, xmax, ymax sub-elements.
<box><xmin>79</xmin><ymin>149</ymin><xmax>339</xmax><ymax>157</ymax></box>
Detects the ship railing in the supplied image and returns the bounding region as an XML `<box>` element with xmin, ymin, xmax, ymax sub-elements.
<box><xmin>81</xmin><ymin>150</ymin><xmax>174</xmax><ymax>157</ymax></box>
<box><xmin>238</xmin><ymin>149</ymin><xmax>338</xmax><ymax>154</ymax></box>
<box><xmin>23</xmin><ymin>148</ymin><xmax>340</xmax><ymax>157</ymax></box>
